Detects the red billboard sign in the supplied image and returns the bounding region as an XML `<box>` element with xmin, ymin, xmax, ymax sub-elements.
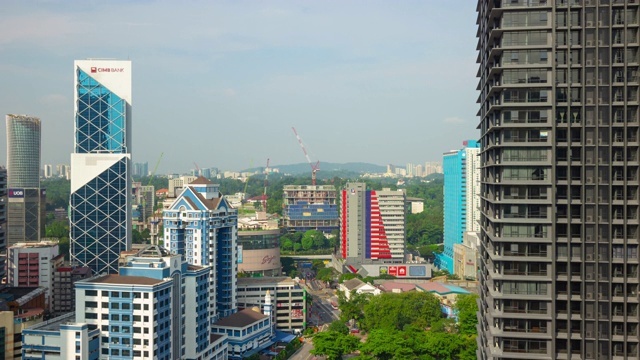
<box><xmin>398</xmin><ymin>266</ymin><xmax>407</xmax><ymax>276</ymax></box>
<box><xmin>388</xmin><ymin>266</ymin><xmax>397</xmax><ymax>276</ymax></box>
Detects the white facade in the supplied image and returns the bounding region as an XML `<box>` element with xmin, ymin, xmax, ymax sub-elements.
<box><xmin>43</xmin><ymin>164</ymin><xmax>53</xmax><ymax>178</ymax></box>
<box><xmin>7</xmin><ymin>242</ymin><xmax>61</xmax><ymax>309</ymax></box>
<box><xmin>236</xmin><ymin>277</ymin><xmax>306</xmax><ymax>332</ymax></box>
<box><xmin>464</xmin><ymin>146</ymin><xmax>481</xmax><ymax>232</ymax></box>
<box><xmin>168</xmin><ymin>175</ymin><xmax>197</xmax><ymax>198</ymax></box>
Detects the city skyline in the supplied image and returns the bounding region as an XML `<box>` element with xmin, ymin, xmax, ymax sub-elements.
<box><xmin>0</xmin><ymin>1</ymin><xmax>479</xmax><ymax>173</ymax></box>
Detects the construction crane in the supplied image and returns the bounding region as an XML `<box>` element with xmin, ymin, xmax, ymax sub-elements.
<box><xmin>193</xmin><ymin>162</ymin><xmax>200</xmax><ymax>177</ymax></box>
<box><xmin>292</xmin><ymin>127</ymin><xmax>320</xmax><ymax>186</ymax></box>
<box><xmin>262</xmin><ymin>158</ymin><xmax>270</xmax><ymax>212</ymax></box>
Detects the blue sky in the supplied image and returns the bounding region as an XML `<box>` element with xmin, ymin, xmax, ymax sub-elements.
<box><xmin>0</xmin><ymin>1</ymin><xmax>479</xmax><ymax>173</ymax></box>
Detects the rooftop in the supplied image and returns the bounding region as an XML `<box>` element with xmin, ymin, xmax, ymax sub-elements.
<box><xmin>419</xmin><ymin>282</ymin><xmax>471</xmax><ymax>295</ymax></box>
<box><xmin>189</xmin><ymin>176</ymin><xmax>215</xmax><ymax>185</ymax></box>
<box><xmin>379</xmin><ymin>281</ymin><xmax>418</xmax><ymax>293</ymax></box>
<box><xmin>342</xmin><ymin>278</ymin><xmax>366</xmax><ymax>291</ymax></box>
<box><xmin>213</xmin><ymin>308</ymin><xmax>268</xmax><ymax>328</ymax></box>
<box><xmin>26</xmin><ymin>312</ymin><xmax>75</xmax><ymax>331</ymax></box>
<box><xmin>84</xmin><ymin>274</ymin><xmax>166</xmax><ymax>286</ymax></box>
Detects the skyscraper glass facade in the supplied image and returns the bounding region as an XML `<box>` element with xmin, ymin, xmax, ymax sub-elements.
<box><xmin>70</xmin><ymin>60</ymin><xmax>132</xmax><ymax>275</ymax></box>
<box><xmin>75</xmin><ymin>69</ymin><xmax>127</xmax><ymax>154</ymax></box>
<box><xmin>6</xmin><ymin>114</ymin><xmax>41</xmax><ymax>188</ymax></box>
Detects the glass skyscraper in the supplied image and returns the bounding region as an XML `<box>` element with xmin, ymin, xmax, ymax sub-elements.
<box><xmin>70</xmin><ymin>60</ymin><xmax>132</xmax><ymax>275</ymax></box>
<box><xmin>477</xmin><ymin>1</ymin><xmax>640</xmax><ymax>359</ymax></box>
<box><xmin>5</xmin><ymin>114</ymin><xmax>44</xmax><ymax>246</ymax></box>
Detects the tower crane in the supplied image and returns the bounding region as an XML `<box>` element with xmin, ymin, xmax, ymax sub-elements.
<box><xmin>292</xmin><ymin>127</ymin><xmax>320</xmax><ymax>186</ymax></box>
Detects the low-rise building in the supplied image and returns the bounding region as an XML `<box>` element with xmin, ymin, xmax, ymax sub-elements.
<box><xmin>22</xmin><ymin>312</ymin><xmax>101</xmax><ymax>359</ymax></box>
<box><xmin>338</xmin><ymin>278</ymin><xmax>380</xmax><ymax>300</ymax></box>
<box><xmin>0</xmin><ymin>286</ymin><xmax>46</xmax><ymax>358</ymax></box>
<box><xmin>212</xmin><ymin>308</ymin><xmax>273</xmax><ymax>359</ymax></box>
<box><xmin>237</xmin><ymin>277</ymin><xmax>306</xmax><ymax>332</ymax></box>
<box><xmin>452</xmin><ymin>232</ymin><xmax>479</xmax><ymax>280</ymax></box>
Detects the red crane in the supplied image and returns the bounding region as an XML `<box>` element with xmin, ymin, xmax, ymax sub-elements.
<box><xmin>292</xmin><ymin>127</ymin><xmax>320</xmax><ymax>185</ymax></box>
<box><xmin>262</xmin><ymin>158</ymin><xmax>270</xmax><ymax>211</ymax></box>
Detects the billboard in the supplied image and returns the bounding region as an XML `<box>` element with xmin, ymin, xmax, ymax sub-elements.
<box><xmin>398</xmin><ymin>266</ymin><xmax>407</xmax><ymax>277</ymax></box>
<box><xmin>409</xmin><ymin>265</ymin><xmax>427</xmax><ymax>277</ymax></box>
<box><xmin>237</xmin><ymin>245</ymin><xmax>243</xmax><ymax>264</ymax></box>
<box><xmin>8</xmin><ymin>189</ymin><xmax>24</xmax><ymax>198</ymax></box>
<box><xmin>388</xmin><ymin>266</ymin><xmax>398</xmax><ymax>276</ymax></box>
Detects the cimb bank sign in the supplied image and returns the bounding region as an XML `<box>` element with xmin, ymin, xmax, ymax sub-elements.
<box><xmin>91</xmin><ymin>67</ymin><xmax>125</xmax><ymax>73</ymax></box>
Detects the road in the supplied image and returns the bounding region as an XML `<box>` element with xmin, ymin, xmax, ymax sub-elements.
<box><xmin>289</xmin><ymin>340</ymin><xmax>315</xmax><ymax>360</ymax></box>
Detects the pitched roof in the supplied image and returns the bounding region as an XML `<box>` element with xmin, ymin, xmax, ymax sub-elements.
<box><xmin>192</xmin><ymin>189</ymin><xmax>222</xmax><ymax>210</ymax></box>
<box><xmin>342</xmin><ymin>278</ymin><xmax>366</xmax><ymax>291</ymax></box>
<box><xmin>419</xmin><ymin>282</ymin><xmax>471</xmax><ymax>295</ymax></box>
<box><xmin>379</xmin><ymin>281</ymin><xmax>417</xmax><ymax>293</ymax></box>
<box><xmin>189</xmin><ymin>176</ymin><xmax>214</xmax><ymax>185</ymax></box>
<box><xmin>213</xmin><ymin>308</ymin><xmax>267</xmax><ymax>328</ymax></box>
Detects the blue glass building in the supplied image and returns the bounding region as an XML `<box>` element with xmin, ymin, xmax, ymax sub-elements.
<box><xmin>70</xmin><ymin>60</ymin><xmax>132</xmax><ymax>275</ymax></box>
<box><xmin>437</xmin><ymin>140</ymin><xmax>481</xmax><ymax>273</ymax></box>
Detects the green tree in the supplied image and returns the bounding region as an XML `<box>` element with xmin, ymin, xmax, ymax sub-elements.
<box><xmin>338</xmin><ymin>291</ymin><xmax>369</xmax><ymax>326</ymax></box>
<box><xmin>328</xmin><ymin>320</ymin><xmax>349</xmax><ymax>335</ymax></box>
<box><xmin>293</xmin><ymin>243</ymin><xmax>302</xmax><ymax>252</ymax></box>
<box><xmin>302</xmin><ymin>230</ymin><xmax>327</xmax><ymax>249</ymax></box>
<box><xmin>338</xmin><ymin>273</ymin><xmax>362</xmax><ymax>283</ymax></box>
<box><xmin>45</xmin><ymin>220</ymin><xmax>68</xmax><ymax>238</ymax></box>
<box><xmin>311</xmin><ymin>331</ymin><xmax>360</xmax><ymax>360</ymax></box>
<box><xmin>362</xmin><ymin>292</ymin><xmax>442</xmax><ymax>331</ymax></box>
<box><xmin>317</xmin><ymin>267</ymin><xmax>334</xmax><ymax>282</ymax></box>
<box><xmin>454</xmin><ymin>294</ymin><xmax>479</xmax><ymax>336</ymax></box>
<box><xmin>301</xmin><ymin>236</ymin><xmax>313</xmax><ymax>251</ymax></box>
<box><xmin>359</xmin><ymin>328</ymin><xmax>417</xmax><ymax>360</ymax></box>
<box><xmin>281</xmin><ymin>239</ymin><xmax>293</xmax><ymax>251</ymax></box>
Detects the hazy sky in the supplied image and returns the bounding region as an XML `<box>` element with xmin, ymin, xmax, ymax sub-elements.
<box><xmin>0</xmin><ymin>1</ymin><xmax>479</xmax><ymax>173</ymax></box>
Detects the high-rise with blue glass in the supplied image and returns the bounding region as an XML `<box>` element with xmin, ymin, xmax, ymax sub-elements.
<box><xmin>70</xmin><ymin>59</ymin><xmax>132</xmax><ymax>275</ymax></box>
<box><xmin>437</xmin><ymin>140</ymin><xmax>481</xmax><ymax>273</ymax></box>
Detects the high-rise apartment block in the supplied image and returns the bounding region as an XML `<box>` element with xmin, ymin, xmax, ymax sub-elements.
<box><xmin>6</xmin><ymin>114</ymin><xmax>45</xmax><ymax>246</ymax></box>
<box><xmin>70</xmin><ymin>59</ymin><xmax>132</xmax><ymax>275</ymax></box>
<box><xmin>163</xmin><ymin>177</ymin><xmax>238</xmax><ymax>321</ymax></box>
<box><xmin>336</xmin><ymin>183</ymin><xmax>428</xmax><ymax>277</ymax></box>
<box><xmin>132</xmin><ymin>162</ymin><xmax>148</xmax><ymax>177</ymax></box>
<box><xmin>0</xmin><ymin>167</ymin><xmax>5</xmax><ymax>282</ymax></box>
<box><xmin>42</xmin><ymin>164</ymin><xmax>53</xmax><ymax>178</ymax></box>
<box><xmin>477</xmin><ymin>1</ymin><xmax>640</xmax><ymax>358</ymax></box>
<box><xmin>438</xmin><ymin>140</ymin><xmax>481</xmax><ymax>272</ymax></box>
<box><xmin>282</xmin><ymin>185</ymin><xmax>339</xmax><ymax>235</ymax></box>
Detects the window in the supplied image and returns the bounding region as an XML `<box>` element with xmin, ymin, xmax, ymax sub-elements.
<box><xmin>85</xmin><ymin>312</ymin><xmax>97</xmax><ymax>319</ymax></box>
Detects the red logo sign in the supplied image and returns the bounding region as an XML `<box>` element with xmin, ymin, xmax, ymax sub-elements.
<box><xmin>388</xmin><ymin>266</ymin><xmax>397</xmax><ymax>276</ymax></box>
<box><xmin>261</xmin><ymin>255</ymin><xmax>276</xmax><ymax>265</ymax></box>
<box><xmin>91</xmin><ymin>67</ymin><xmax>97</xmax><ymax>73</ymax></box>
<box><xmin>398</xmin><ymin>266</ymin><xmax>407</xmax><ymax>276</ymax></box>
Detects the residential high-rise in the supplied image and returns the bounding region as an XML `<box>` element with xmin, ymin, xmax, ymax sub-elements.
<box><xmin>339</xmin><ymin>183</ymin><xmax>412</xmax><ymax>276</ymax></box>
<box><xmin>0</xmin><ymin>167</ymin><xmax>5</xmax><ymax>282</ymax></box>
<box><xmin>6</xmin><ymin>115</ymin><xmax>45</xmax><ymax>246</ymax></box>
<box><xmin>163</xmin><ymin>177</ymin><xmax>238</xmax><ymax>321</ymax></box>
<box><xmin>437</xmin><ymin>140</ymin><xmax>481</xmax><ymax>272</ymax></box>
<box><xmin>42</xmin><ymin>164</ymin><xmax>53</xmax><ymax>178</ymax></box>
<box><xmin>477</xmin><ymin>2</ymin><xmax>640</xmax><ymax>358</ymax></box>
<box><xmin>70</xmin><ymin>59</ymin><xmax>132</xmax><ymax>275</ymax></box>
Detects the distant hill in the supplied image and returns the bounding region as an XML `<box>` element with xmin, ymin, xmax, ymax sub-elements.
<box><xmin>245</xmin><ymin>162</ymin><xmax>387</xmax><ymax>175</ymax></box>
